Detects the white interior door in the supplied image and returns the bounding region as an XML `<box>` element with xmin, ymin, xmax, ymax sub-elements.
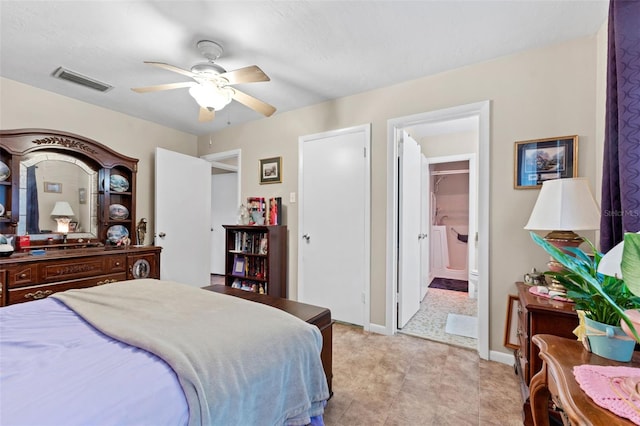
<box><xmin>398</xmin><ymin>131</ymin><xmax>422</xmax><ymax>328</ymax></box>
<box><xmin>420</xmin><ymin>154</ymin><xmax>430</xmax><ymax>300</ymax></box>
<box><xmin>210</xmin><ymin>172</ymin><xmax>238</xmax><ymax>275</ymax></box>
<box><xmin>298</xmin><ymin>125</ymin><xmax>370</xmax><ymax>326</ymax></box>
<box><xmin>155</xmin><ymin>147</ymin><xmax>211</xmax><ymax>286</ymax></box>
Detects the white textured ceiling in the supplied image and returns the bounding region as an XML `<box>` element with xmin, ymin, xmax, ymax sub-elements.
<box><xmin>0</xmin><ymin>1</ymin><xmax>608</xmax><ymax>136</ymax></box>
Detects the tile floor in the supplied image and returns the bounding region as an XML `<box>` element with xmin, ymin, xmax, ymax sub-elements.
<box><xmin>209</xmin><ymin>275</ymin><xmax>523</xmax><ymax>425</ymax></box>
<box><xmin>400</xmin><ymin>288</ymin><xmax>478</xmax><ymax>350</ymax></box>
<box><xmin>324</xmin><ymin>322</ymin><xmax>523</xmax><ymax>425</ymax></box>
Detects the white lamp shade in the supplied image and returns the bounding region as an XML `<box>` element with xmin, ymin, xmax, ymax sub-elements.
<box><xmin>189</xmin><ymin>83</ymin><xmax>234</xmax><ymax>111</ymax></box>
<box><xmin>524</xmin><ymin>178</ymin><xmax>600</xmax><ymax>231</ymax></box>
<box><xmin>50</xmin><ymin>201</ymin><xmax>74</xmax><ymax>217</ymax></box>
<box><xmin>597</xmin><ymin>231</ymin><xmax>640</xmax><ymax>278</ymax></box>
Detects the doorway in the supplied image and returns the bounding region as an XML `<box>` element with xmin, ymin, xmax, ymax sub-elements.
<box><xmin>200</xmin><ymin>149</ymin><xmax>241</xmax><ymax>278</ymax></box>
<box><xmin>401</xmin><ymin>156</ymin><xmax>478</xmax><ymax>349</ymax></box>
<box><xmin>386</xmin><ymin>101</ymin><xmax>490</xmax><ymax>359</ymax></box>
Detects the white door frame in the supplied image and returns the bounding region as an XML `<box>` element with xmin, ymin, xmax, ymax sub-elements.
<box><xmin>386</xmin><ymin>101</ymin><xmax>490</xmax><ymax>360</ymax></box>
<box><xmin>200</xmin><ymin>148</ymin><xmax>242</xmax><ymax>209</ymax></box>
<box><xmin>298</xmin><ymin>124</ymin><xmax>371</xmax><ymax>330</ymax></box>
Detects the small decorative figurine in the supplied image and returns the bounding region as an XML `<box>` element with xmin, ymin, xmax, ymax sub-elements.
<box><xmin>238</xmin><ymin>205</ymin><xmax>251</xmax><ymax>225</ymax></box>
<box><xmin>136</xmin><ymin>218</ymin><xmax>147</xmax><ymax>246</ymax></box>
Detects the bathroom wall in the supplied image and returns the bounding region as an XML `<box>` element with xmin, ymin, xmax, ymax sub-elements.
<box><xmin>432</xmin><ymin>161</ymin><xmax>469</xmax><ymax>271</ymax></box>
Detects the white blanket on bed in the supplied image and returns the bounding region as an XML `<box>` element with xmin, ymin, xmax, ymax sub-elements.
<box><xmin>52</xmin><ymin>279</ymin><xmax>329</xmax><ymax>426</ymax></box>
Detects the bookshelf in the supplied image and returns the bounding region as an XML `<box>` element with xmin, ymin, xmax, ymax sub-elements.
<box><xmin>223</xmin><ymin>225</ymin><xmax>287</xmax><ymax>298</ymax></box>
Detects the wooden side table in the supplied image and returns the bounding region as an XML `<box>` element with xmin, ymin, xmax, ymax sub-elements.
<box><xmin>515</xmin><ymin>282</ymin><xmax>579</xmax><ymax>425</ymax></box>
<box><xmin>530</xmin><ymin>334</ymin><xmax>640</xmax><ymax>426</ymax></box>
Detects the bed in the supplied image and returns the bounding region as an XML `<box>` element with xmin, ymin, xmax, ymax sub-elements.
<box><xmin>0</xmin><ymin>279</ymin><xmax>330</xmax><ymax>425</ymax></box>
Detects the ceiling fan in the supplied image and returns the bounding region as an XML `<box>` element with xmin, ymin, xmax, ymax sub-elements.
<box><xmin>131</xmin><ymin>40</ymin><xmax>276</xmax><ymax>122</ymax></box>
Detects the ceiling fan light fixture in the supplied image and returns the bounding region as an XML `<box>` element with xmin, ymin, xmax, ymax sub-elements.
<box><xmin>188</xmin><ymin>84</ymin><xmax>234</xmax><ymax>111</ymax></box>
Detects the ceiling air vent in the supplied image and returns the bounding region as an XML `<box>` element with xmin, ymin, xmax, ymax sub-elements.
<box><xmin>52</xmin><ymin>67</ymin><xmax>113</xmax><ymax>92</ymax></box>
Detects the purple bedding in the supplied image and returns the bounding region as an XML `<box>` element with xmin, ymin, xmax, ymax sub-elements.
<box><xmin>0</xmin><ymin>298</ymin><xmax>189</xmax><ymax>425</ymax></box>
<box><xmin>0</xmin><ymin>296</ymin><xmax>326</xmax><ymax>425</ymax></box>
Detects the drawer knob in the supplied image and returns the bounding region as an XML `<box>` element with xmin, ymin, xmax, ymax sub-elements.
<box><xmin>19</xmin><ymin>273</ymin><xmax>27</xmax><ymax>279</ymax></box>
<box><xmin>24</xmin><ymin>290</ymin><xmax>52</xmax><ymax>300</ymax></box>
<box><xmin>115</xmin><ymin>262</ymin><xmax>121</xmax><ymax>266</ymax></box>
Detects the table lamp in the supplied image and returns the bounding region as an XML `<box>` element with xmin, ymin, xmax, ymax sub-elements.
<box><xmin>524</xmin><ymin>178</ymin><xmax>600</xmax><ymax>292</ymax></box>
<box><xmin>50</xmin><ymin>201</ymin><xmax>75</xmax><ymax>234</ymax></box>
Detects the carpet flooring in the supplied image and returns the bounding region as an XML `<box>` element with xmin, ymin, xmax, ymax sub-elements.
<box><xmin>429</xmin><ymin>277</ymin><xmax>469</xmax><ymax>292</ymax></box>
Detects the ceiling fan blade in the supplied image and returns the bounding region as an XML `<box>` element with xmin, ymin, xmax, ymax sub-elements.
<box><xmin>144</xmin><ymin>61</ymin><xmax>196</xmax><ymax>78</ymax></box>
<box><xmin>232</xmin><ymin>89</ymin><xmax>276</xmax><ymax>117</ymax></box>
<box><xmin>217</xmin><ymin>65</ymin><xmax>270</xmax><ymax>85</ymax></box>
<box><xmin>199</xmin><ymin>107</ymin><xmax>215</xmax><ymax>122</ymax></box>
<box><xmin>131</xmin><ymin>82</ymin><xmax>195</xmax><ymax>93</ymax></box>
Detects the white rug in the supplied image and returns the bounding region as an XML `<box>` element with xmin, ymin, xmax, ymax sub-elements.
<box><xmin>445</xmin><ymin>313</ymin><xmax>478</xmax><ymax>339</ymax></box>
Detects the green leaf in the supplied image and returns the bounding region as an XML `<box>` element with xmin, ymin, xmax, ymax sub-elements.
<box><xmin>530</xmin><ymin>231</ymin><xmax>639</xmax><ymax>340</ymax></box>
<box><xmin>622</xmin><ymin>233</ymin><xmax>640</xmax><ymax>297</ymax></box>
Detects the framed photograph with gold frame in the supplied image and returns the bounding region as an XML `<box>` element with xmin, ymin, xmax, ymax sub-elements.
<box><xmin>259</xmin><ymin>156</ymin><xmax>282</xmax><ymax>184</ymax></box>
<box><xmin>504</xmin><ymin>294</ymin><xmax>520</xmax><ymax>350</ymax></box>
<box><xmin>514</xmin><ymin>135</ymin><xmax>578</xmax><ymax>189</ymax></box>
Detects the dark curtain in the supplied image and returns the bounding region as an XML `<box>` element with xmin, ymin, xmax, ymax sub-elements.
<box><xmin>26</xmin><ymin>166</ymin><xmax>40</xmax><ymax>234</ymax></box>
<box><xmin>600</xmin><ymin>0</ymin><xmax>640</xmax><ymax>253</ymax></box>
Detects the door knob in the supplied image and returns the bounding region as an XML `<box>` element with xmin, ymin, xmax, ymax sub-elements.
<box><xmin>302</xmin><ymin>234</ymin><xmax>310</xmax><ymax>241</ymax></box>
<box><xmin>159</xmin><ymin>232</ymin><xmax>166</xmax><ymax>238</ymax></box>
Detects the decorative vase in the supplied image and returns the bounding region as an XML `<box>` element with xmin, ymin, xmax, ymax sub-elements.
<box><xmin>585</xmin><ymin>317</ymin><xmax>636</xmax><ymax>362</ymax></box>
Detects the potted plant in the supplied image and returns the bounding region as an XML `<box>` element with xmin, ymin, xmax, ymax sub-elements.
<box><xmin>530</xmin><ymin>232</ymin><xmax>640</xmax><ymax>361</ymax></box>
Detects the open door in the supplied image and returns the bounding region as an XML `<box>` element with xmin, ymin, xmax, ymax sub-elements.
<box><xmin>155</xmin><ymin>147</ymin><xmax>211</xmax><ymax>286</ymax></box>
<box><xmin>398</xmin><ymin>131</ymin><xmax>422</xmax><ymax>328</ymax></box>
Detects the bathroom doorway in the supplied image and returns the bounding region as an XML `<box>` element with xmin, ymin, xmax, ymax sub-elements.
<box><xmin>401</xmin><ymin>154</ymin><xmax>478</xmax><ymax>349</ymax></box>
<box><xmin>387</xmin><ymin>100</ymin><xmax>489</xmax><ymax>359</ymax></box>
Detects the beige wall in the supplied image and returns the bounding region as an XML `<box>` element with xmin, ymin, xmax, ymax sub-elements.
<box><xmin>0</xmin><ymin>77</ymin><xmax>198</xmax><ymax>236</ymax></box>
<box><xmin>420</xmin><ymin>130</ymin><xmax>478</xmax><ymax>158</ymax></box>
<box><xmin>198</xmin><ymin>36</ymin><xmax>602</xmax><ymax>355</ymax></box>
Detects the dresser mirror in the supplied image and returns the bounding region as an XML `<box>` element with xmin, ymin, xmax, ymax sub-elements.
<box><xmin>0</xmin><ymin>129</ymin><xmax>138</xmax><ymax>245</ymax></box>
<box><xmin>17</xmin><ymin>151</ymin><xmax>98</xmax><ymax>239</ymax></box>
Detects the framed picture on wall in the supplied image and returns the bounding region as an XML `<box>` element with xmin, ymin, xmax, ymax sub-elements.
<box><xmin>259</xmin><ymin>156</ymin><xmax>282</xmax><ymax>184</ymax></box>
<box><xmin>514</xmin><ymin>135</ymin><xmax>578</xmax><ymax>189</ymax></box>
<box><xmin>44</xmin><ymin>182</ymin><xmax>62</xmax><ymax>193</ymax></box>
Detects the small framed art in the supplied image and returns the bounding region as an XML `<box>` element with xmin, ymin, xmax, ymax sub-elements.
<box><xmin>232</xmin><ymin>255</ymin><xmax>246</xmax><ymax>277</ymax></box>
<box><xmin>503</xmin><ymin>294</ymin><xmax>520</xmax><ymax>350</ymax></box>
<box><xmin>514</xmin><ymin>135</ymin><xmax>577</xmax><ymax>189</ymax></box>
<box><xmin>44</xmin><ymin>182</ymin><xmax>62</xmax><ymax>193</ymax></box>
<box><xmin>259</xmin><ymin>156</ymin><xmax>282</xmax><ymax>184</ymax></box>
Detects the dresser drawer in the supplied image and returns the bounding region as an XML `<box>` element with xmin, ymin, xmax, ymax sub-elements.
<box><xmin>6</xmin><ymin>264</ymin><xmax>39</xmax><ymax>287</ymax></box>
<box><xmin>8</xmin><ymin>273</ymin><xmax>127</xmax><ymax>304</ymax></box>
<box><xmin>39</xmin><ymin>255</ymin><xmax>127</xmax><ymax>284</ymax></box>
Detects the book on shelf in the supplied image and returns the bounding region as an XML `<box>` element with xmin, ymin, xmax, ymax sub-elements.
<box><xmin>233</xmin><ymin>231</ymin><xmax>268</xmax><ymax>254</ymax></box>
<box><xmin>268</xmin><ymin>197</ymin><xmax>282</xmax><ymax>225</ymax></box>
<box><xmin>259</xmin><ymin>237</ymin><xmax>268</xmax><ymax>255</ymax></box>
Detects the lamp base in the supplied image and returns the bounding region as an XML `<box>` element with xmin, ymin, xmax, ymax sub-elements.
<box><xmin>544</xmin><ymin>230</ymin><xmax>583</xmax><ymax>294</ymax></box>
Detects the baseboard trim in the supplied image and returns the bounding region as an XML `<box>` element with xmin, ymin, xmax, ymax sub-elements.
<box><xmin>490</xmin><ymin>349</ymin><xmax>515</xmax><ymax>366</ymax></box>
<box><xmin>368</xmin><ymin>323</ymin><xmax>392</xmax><ymax>335</ymax></box>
